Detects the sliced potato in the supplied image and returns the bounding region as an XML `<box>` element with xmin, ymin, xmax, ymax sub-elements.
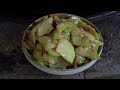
<box><xmin>57</xmin><ymin>21</ymin><xmax>76</xmax><ymax>32</ymax></box>
<box><xmin>49</xmin><ymin>57</ymin><xmax>69</xmax><ymax>69</ymax></box>
<box><xmin>74</xmin><ymin>55</ymin><xmax>85</xmax><ymax>66</ymax></box>
<box><xmin>43</xmin><ymin>53</ymin><xmax>58</xmax><ymax>64</ymax></box>
<box><xmin>93</xmin><ymin>40</ymin><xmax>104</xmax><ymax>46</ymax></box>
<box><xmin>53</xmin><ymin>30</ymin><xmax>63</xmax><ymax>40</ymax></box>
<box><xmin>67</xmin><ymin>19</ymin><xmax>79</xmax><ymax>24</ymax></box>
<box><xmin>72</xmin><ymin>36</ymin><xmax>82</xmax><ymax>46</ymax></box>
<box><xmin>75</xmin><ymin>46</ymin><xmax>101</xmax><ymax>60</ymax></box>
<box><xmin>33</xmin><ymin>47</ymin><xmax>49</xmax><ymax>66</ymax></box>
<box><xmin>35</xmin><ymin>44</ymin><xmax>44</xmax><ymax>52</ymax></box>
<box><xmin>25</xmin><ymin>29</ymin><xmax>36</xmax><ymax>49</ymax></box>
<box><xmin>62</xmin><ymin>32</ymin><xmax>70</xmax><ymax>40</ymax></box>
<box><xmin>71</xmin><ymin>27</ymin><xmax>85</xmax><ymax>36</ymax></box>
<box><xmin>54</xmin><ymin>16</ymin><xmax>61</xmax><ymax>22</ymax></box>
<box><xmin>28</xmin><ymin>29</ymin><xmax>37</xmax><ymax>45</ymax></box>
<box><xmin>47</xmin><ymin>49</ymin><xmax>60</xmax><ymax>58</ymax></box>
<box><xmin>38</xmin><ymin>36</ymin><xmax>52</xmax><ymax>45</ymax></box>
<box><xmin>44</xmin><ymin>43</ymin><xmax>56</xmax><ymax>50</ymax></box>
<box><xmin>78</xmin><ymin>20</ymin><xmax>101</xmax><ymax>40</ymax></box>
<box><xmin>56</xmin><ymin>38</ymin><xmax>75</xmax><ymax>64</ymax></box>
<box><xmin>85</xmin><ymin>31</ymin><xmax>95</xmax><ymax>41</ymax></box>
<box><xmin>38</xmin><ymin>36</ymin><xmax>56</xmax><ymax>50</ymax></box>
<box><xmin>81</xmin><ymin>37</ymin><xmax>90</xmax><ymax>47</ymax></box>
<box><xmin>52</xmin><ymin>39</ymin><xmax>58</xmax><ymax>44</ymax></box>
<box><xmin>37</xmin><ymin>17</ymin><xmax>53</xmax><ymax>37</ymax></box>
<box><xmin>53</xmin><ymin>30</ymin><xmax>70</xmax><ymax>40</ymax></box>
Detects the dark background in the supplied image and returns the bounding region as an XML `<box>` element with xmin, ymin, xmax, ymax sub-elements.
<box><xmin>0</xmin><ymin>0</ymin><xmax>111</xmax><ymax>20</ymax></box>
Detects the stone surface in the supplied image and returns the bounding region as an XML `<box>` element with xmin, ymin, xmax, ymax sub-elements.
<box><xmin>0</xmin><ymin>65</ymin><xmax>84</xmax><ymax>79</ymax></box>
<box><xmin>84</xmin><ymin>14</ymin><xmax>120</xmax><ymax>79</ymax></box>
<box><xmin>0</xmin><ymin>11</ymin><xmax>120</xmax><ymax>79</ymax></box>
